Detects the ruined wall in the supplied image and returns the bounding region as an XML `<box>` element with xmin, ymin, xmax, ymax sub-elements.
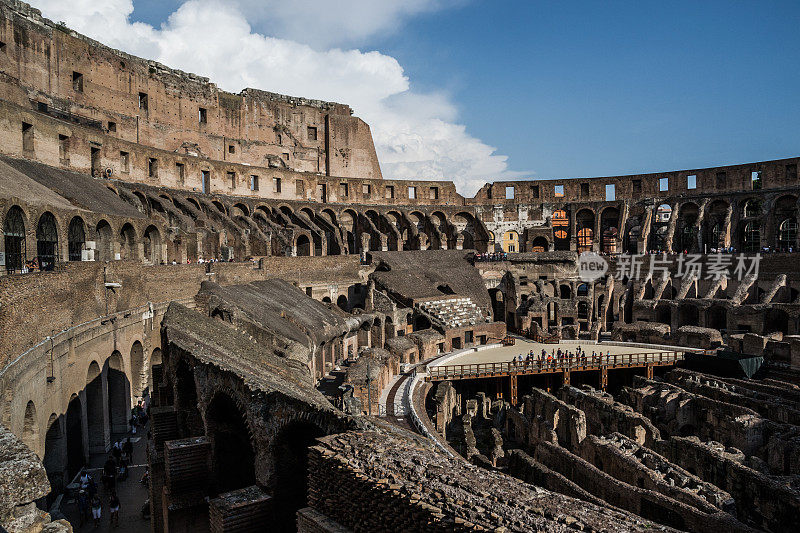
<box><xmin>0</xmin><ymin>1</ymin><xmax>381</xmax><ymax>180</ymax></box>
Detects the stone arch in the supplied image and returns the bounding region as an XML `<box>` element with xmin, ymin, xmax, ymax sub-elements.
<box><xmin>501</xmin><ymin>230</ymin><xmax>519</xmax><ymax>253</ymax></box>
<box><xmin>43</xmin><ymin>413</ymin><xmax>66</xmax><ymax>495</ymax></box>
<box><xmin>144</xmin><ymin>225</ymin><xmax>162</xmax><ymax>264</ymax></box>
<box><xmin>547</xmin><ymin>301</ymin><xmax>559</xmax><ymax>326</ymax></box>
<box><xmin>36</xmin><ymin>211</ymin><xmax>59</xmax><ymax>269</ymax></box>
<box><xmin>414</xmin><ymin>314</ymin><xmax>432</xmax><ymax>331</ymax></box>
<box><xmin>212</xmin><ymin>200</ymin><xmax>227</xmax><ymax>215</ymax></box>
<box><xmin>296</xmin><ymin>234</ymin><xmax>311</xmax><ymax>256</ymax></box>
<box><xmin>600</xmin><ymin>206</ymin><xmax>620</xmax><ymax>253</ymax></box>
<box><xmin>86</xmin><ymin>361</ymin><xmax>104</xmax><ymax>453</ymax></box>
<box><xmin>3</xmin><ymin>205</ymin><xmax>27</xmax><ymax>273</ymax></box>
<box><xmin>742</xmin><ymin>221</ymin><xmax>760</xmax><ymax>253</ymax></box>
<box><xmin>576</xmin><ymin>209</ymin><xmax>595</xmax><ymax>253</ymax></box>
<box><xmin>66</xmin><ymin>395</ymin><xmax>84</xmax><ymax>477</ymax></box>
<box><xmin>95</xmin><ymin>220</ymin><xmax>114</xmax><ymax>262</ymax></box>
<box><xmin>232</xmin><ymin>202</ymin><xmax>250</xmax><ymax>217</ymax></box>
<box><xmin>131</xmin><ymin>191</ymin><xmax>149</xmax><ymax>213</ymax></box>
<box><xmin>778</xmin><ymin>218</ymin><xmax>798</xmax><ymax>252</ymax></box>
<box><xmin>675</xmin><ymin>203</ymin><xmax>699</xmax><ymax>253</ymax></box>
<box><xmin>22</xmin><ymin>400</ymin><xmax>38</xmax><ymax>455</ymax></box>
<box><xmin>650</xmin><ymin>204</ymin><xmax>672</xmax><ymax>252</ymax></box>
<box><xmin>552</xmin><ymin>209</ymin><xmax>570</xmax><ymax>251</ymax></box>
<box><xmin>119</xmin><ymin>222</ymin><xmax>137</xmax><ymax>260</ymax></box>
<box><xmin>150</xmin><ymin>347</ymin><xmax>163</xmax><ymax>396</ymax></box>
<box><xmin>384</xmin><ymin>316</ymin><xmax>395</xmax><ymax>340</ymax></box>
<box><xmin>187</xmin><ymin>197</ymin><xmax>202</xmax><ymax>212</ymax></box>
<box><xmin>559</xmin><ymin>284</ymin><xmax>572</xmax><ymax>299</ymax></box>
<box><xmin>205</xmin><ymin>391</ymin><xmax>255</xmax><ymax>493</ymax></box>
<box><xmin>705</xmin><ymin>200</ymin><xmax>729</xmax><ymax>249</ymax></box>
<box><xmin>531</xmin><ymin>236</ymin><xmax>549</xmax><ymax>252</ymax></box>
<box><xmin>577</xmin><ymin>283</ymin><xmax>589</xmax><ymax>296</ymax></box>
<box><xmin>67</xmin><ymin>216</ymin><xmax>86</xmax><ymax>261</ymax></box>
<box><xmin>106</xmin><ymin>351</ymin><xmax>130</xmax><ymax>434</ymax></box>
<box><xmin>743</xmin><ymin>198</ymin><xmax>763</xmax><ymax>218</ymax></box>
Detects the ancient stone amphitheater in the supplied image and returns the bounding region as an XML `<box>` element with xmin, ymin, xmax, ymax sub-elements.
<box><xmin>0</xmin><ymin>1</ymin><xmax>798</xmax><ymax>532</ymax></box>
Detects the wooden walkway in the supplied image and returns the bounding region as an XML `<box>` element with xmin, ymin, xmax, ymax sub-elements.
<box><xmin>425</xmin><ymin>349</ymin><xmax>700</xmax><ymax>404</ymax></box>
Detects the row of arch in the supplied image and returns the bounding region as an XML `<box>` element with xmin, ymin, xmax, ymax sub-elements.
<box><xmin>20</xmin><ymin>340</ymin><xmax>152</xmax><ymax>498</ymax></box>
<box><xmin>3</xmin><ymin>204</ymin><xmax>166</xmax><ymax>272</ymax></box>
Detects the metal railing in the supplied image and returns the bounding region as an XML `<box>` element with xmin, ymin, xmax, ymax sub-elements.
<box><xmin>427</xmin><ymin>350</ymin><xmax>691</xmax><ymax>381</ymax></box>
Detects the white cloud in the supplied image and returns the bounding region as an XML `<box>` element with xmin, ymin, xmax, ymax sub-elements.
<box><xmin>31</xmin><ymin>0</ymin><xmax>519</xmax><ymax>195</ymax></box>
<box><xmin>229</xmin><ymin>0</ymin><xmax>465</xmax><ymax>49</ymax></box>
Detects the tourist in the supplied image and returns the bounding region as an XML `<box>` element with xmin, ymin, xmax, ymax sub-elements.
<box><xmin>77</xmin><ymin>490</ymin><xmax>90</xmax><ymax>526</ymax></box>
<box><xmin>79</xmin><ymin>469</ymin><xmax>91</xmax><ymax>491</ymax></box>
<box><xmin>103</xmin><ymin>456</ymin><xmax>117</xmax><ymax>491</ymax></box>
<box><xmin>123</xmin><ymin>437</ymin><xmax>133</xmax><ymax>461</ymax></box>
<box><xmin>91</xmin><ymin>494</ymin><xmax>102</xmax><ymax>528</ymax></box>
<box><xmin>109</xmin><ymin>490</ymin><xmax>120</xmax><ymax>526</ymax></box>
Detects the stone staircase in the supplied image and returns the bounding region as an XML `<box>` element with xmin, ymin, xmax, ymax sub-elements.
<box><xmin>417</xmin><ymin>297</ymin><xmax>488</xmax><ymax>329</ymax></box>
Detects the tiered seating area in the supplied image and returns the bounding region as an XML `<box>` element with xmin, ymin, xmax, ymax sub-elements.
<box><xmin>418</xmin><ymin>297</ymin><xmax>488</xmax><ymax>329</ymax></box>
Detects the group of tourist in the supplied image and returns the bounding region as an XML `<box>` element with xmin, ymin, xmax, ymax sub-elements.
<box><xmin>512</xmin><ymin>346</ymin><xmax>613</xmax><ymax>369</ymax></box>
<box><xmin>474</xmin><ymin>252</ymin><xmax>509</xmax><ymax>262</ymax></box>
<box><xmin>74</xmin><ymin>398</ymin><xmax>149</xmax><ymax>528</ymax></box>
<box><xmin>14</xmin><ymin>257</ymin><xmax>55</xmax><ymax>273</ymax></box>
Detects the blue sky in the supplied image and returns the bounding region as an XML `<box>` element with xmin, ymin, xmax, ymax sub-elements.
<box><xmin>39</xmin><ymin>0</ymin><xmax>800</xmax><ymax>189</ymax></box>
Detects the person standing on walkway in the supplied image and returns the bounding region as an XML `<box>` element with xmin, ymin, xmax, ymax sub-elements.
<box><xmin>109</xmin><ymin>490</ymin><xmax>120</xmax><ymax>527</ymax></box>
<box><xmin>91</xmin><ymin>494</ymin><xmax>102</xmax><ymax>528</ymax></box>
<box><xmin>77</xmin><ymin>490</ymin><xmax>89</xmax><ymax>527</ymax></box>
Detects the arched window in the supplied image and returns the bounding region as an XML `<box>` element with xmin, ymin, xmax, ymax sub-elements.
<box><xmin>67</xmin><ymin>217</ymin><xmax>85</xmax><ymax>261</ymax></box>
<box><xmin>552</xmin><ymin>210</ymin><xmax>569</xmax><ymax>251</ymax></box>
<box><xmin>36</xmin><ymin>212</ymin><xmax>59</xmax><ymax>270</ymax></box>
<box><xmin>502</xmin><ymin>231</ymin><xmax>519</xmax><ymax>253</ymax></box>
<box><xmin>4</xmin><ymin>206</ymin><xmax>26</xmax><ymax>273</ymax></box>
<box><xmin>744</xmin><ymin>199</ymin><xmax>762</xmax><ymax>218</ymax></box>
<box><xmin>577</xmin><ymin>228</ymin><xmax>593</xmax><ymax>252</ymax></box>
<box><xmin>531</xmin><ymin>236</ymin><xmax>548</xmax><ymax>253</ymax></box>
<box><xmin>778</xmin><ymin>218</ymin><xmax>797</xmax><ymax>251</ymax></box>
<box><xmin>710</xmin><ymin>222</ymin><xmax>723</xmax><ymax>248</ymax></box>
<box><xmin>743</xmin><ymin>221</ymin><xmax>760</xmax><ymax>253</ymax></box>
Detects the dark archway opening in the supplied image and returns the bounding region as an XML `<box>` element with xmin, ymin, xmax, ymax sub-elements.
<box><xmin>68</xmin><ymin>216</ymin><xmax>85</xmax><ymax>261</ymax></box>
<box><xmin>765</xmin><ymin>309</ymin><xmax>789</xmax><ymax>336</ymax></box>
<box><xmin>86</xmin><ymin>362</ymin><xmax>105</xmax><ymax>453</ymax></box>
<box><xmin>106</xmin><ymin>353</ymin><xmax>130</xmax><ymax>434</ymax></box>
<box><xmin>296</xmin><ymin>235</ymin><xmax>311</xmax><ymax>256</ymax></box>
<box><xmin>43</xmin><ymin>414</ymin><xmax>66</xmax><ymax>502</ymax></box>
<box><xmin>4</xmin><ymin>206</ymin><xmax>26</xmax><ymax>273</ymax></box>
<box><xmin>707</xmin><ymin>306</ymin><xmax>727</xmax><ymax>331</ymax></box>
<box><xmin>270</xmin><ymin>422</ymin><xmax>325</xmax><ymax>532</ymax></box>
<box><xmin>206</xmin><ymin>393</ymin><xmax>255</xmax><ymax>494</ymax></box>
<box><xmin>36</xmin><ymin>211</ymin><xmax>58</xmax><ymax>269</ymax></box>
<box><xmin>176</xmin><ymin>359</ymin><xmax>203</xmax><ymax>436</ymax></box>
<box><xmin>66</xmin><ymin>396</ymin><xmax>84</xmax><ymax>478</ymax></box>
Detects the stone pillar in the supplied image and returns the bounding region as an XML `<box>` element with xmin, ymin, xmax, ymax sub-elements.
<box><xmin>76</xmin><ymin>389</ymin><xmax>91</xmax><ymax>462</ymax></box>
<box><xmin>569</xmin><ymin>208</ymin><xmax>577</xmax><ymax>252</ymax></box>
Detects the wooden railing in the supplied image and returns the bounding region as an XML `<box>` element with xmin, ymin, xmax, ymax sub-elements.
<box><xmin>427</xmin><ymin>350</ymin><xmax>691</xmax><ymax>381</ymax></box>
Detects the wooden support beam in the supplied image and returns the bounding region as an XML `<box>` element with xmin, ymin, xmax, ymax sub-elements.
<box><xmin>600</xmin><ymin>366</ymin><xmax>608</xmax><ymax>391</ymax></box>
<box><xmin>509</xmin><ymin>374</ymin><xmax>518</xmax><ymax>406</ymax></box>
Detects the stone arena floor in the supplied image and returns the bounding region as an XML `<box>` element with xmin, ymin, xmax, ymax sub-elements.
<box><xmin>431</xmin><ymin>338</ymin><xmax>675</xmax><ymax>367</ymax></box>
